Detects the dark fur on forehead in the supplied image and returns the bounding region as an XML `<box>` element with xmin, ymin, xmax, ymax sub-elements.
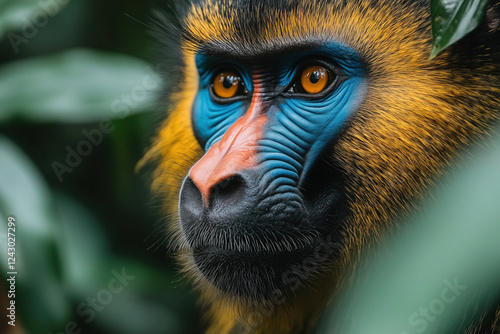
<box><xmin>197</xmin><ymin>39</ymin><xmax>331</xmax><ymax>62</ymax></box>
<box><xmin>149</xmin><ymin>0</ymin><xmax>499</xmax><ymax>134</ymax></box>
<box><xmin>152</xmin><ymin>0</ymin><xmax>499</xmax><ymax>83</ymax></box>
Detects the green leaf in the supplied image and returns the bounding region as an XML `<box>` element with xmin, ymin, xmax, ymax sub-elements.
<box><xmin>430</xmin><ymin>0</ymin><xmax>489</xmax><ymax>59</ymax></box>
<box><xmin>0</xmin><ymin>48</ymin><xmax>160</xmax><ymax>123</ymax></box>
<box><xmin>320</xmin><ymin>123</ymin><xmax>500</xmax><ymax>333</ymax></box>
<box><xmin>52</xmin><ymin>192</ymin><xmax>112</xmax><ymax>293</ymax></box>
<box><xmin>0</xmin><ymin>136</ymin><xmax>70</xmax><ymax>332</ymax></box>
<box><xmin>87</xmin><ymin>258</ymin><xmax>194</xmax><ymax>334</ymax></box>
<box><xmin>0</xmin><ymin>0</ymin><xmax>68</xmax><ymax>40</ymax></box>
<box><xmin>52</xmin><ymin>195</ymin><xmax>192</xmax><ymax>333</ymax></box>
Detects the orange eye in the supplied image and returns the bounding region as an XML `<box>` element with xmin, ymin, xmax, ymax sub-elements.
<box><xmin>300</xmin><ymin>65</ymin><xmax>329</xmax><ymax>94</ymax></box>
<box><xmin>212</xmin><ymin>71</ymin><xmax>242</xmax><ymax>99</ymax></box>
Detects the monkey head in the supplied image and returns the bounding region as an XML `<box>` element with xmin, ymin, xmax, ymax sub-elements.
<box><xmin>141</xmin><ymin>0</ymin><xmax>500</xmax><ymax>332</ymax></box>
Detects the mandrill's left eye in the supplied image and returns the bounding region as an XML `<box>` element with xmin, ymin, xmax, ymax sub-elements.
<box><xmin>300</xmin><ymin>65</ymin><xmax>329</xmax><ymax>94</ymax></box>
<box><xmin>285</xmin><ymin>61</ymin><xmax>341</xmax><ymax>98</ymax></box>
<box><xmin>210</xmin><ymin>69</ymin><xmax>247</xmax><ymax>102</ymax></box>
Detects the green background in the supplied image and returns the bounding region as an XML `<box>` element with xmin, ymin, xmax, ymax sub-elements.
<box><xmin>0</xmin><ymin>0</ymin><xmax>497</xmax><ymax>333</ymax></box>
<box><xmin>0</xmin><ymin>0</ymin><xmax>202</xmax><ymax>333</ymax></box>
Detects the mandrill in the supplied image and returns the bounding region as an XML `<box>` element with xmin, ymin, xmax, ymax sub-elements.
<box><xmin>140</xmin><ymin>0</ymin><xmax>500</xmax><ymax>333</ymax></box>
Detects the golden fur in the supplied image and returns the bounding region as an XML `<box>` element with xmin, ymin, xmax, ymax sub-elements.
<box><xmin>140</xmin><ymin>0</ymin><xmax>500</xmax><ymax>332</ymax></box>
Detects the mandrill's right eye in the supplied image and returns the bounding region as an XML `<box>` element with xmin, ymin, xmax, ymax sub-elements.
<box><xmin>210</xmin><ymin>70</ymin><xmax>247</xmax><ymax>102</ymax></box>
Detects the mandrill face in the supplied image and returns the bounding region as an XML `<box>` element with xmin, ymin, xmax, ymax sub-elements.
<box><xmin>178</xmin><ymin>42</ymin><xmax>365</xmax><ymax>299</ymax></box>
<box><xmin>142</xmin><ymin>0</ymin><xmax>500</xmax><ymax>332</ymax></box>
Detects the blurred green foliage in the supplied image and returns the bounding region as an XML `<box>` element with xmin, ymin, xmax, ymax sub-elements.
<box><xmin>0</xmin><ymin>0</ymin><xmax>496</xmax><ymax>334</ymax></box>
<box><xmin>319</xmin><ymin>125</ymin><xmax>500</xmax><ymax>333</ymax></box>
<box><xmin>0</xmin><ymin>49</ymin><xmax>159</xmax><ymax>123</ymax></box>
<box><xmin>0</xmin><ymin>0</ymin><xmax>201</xmax><ymax>333</ymax></box>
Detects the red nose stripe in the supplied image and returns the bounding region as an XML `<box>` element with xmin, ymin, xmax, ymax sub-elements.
<box><xmin>190</xmin><ymin>89</ymin><xmax>267</xmax><ymax>206</ymax></box>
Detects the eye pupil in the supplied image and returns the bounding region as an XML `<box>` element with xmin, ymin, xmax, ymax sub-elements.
<box><xmin>212</xmin><ymin>71</ymin><xmax>243</xmax><ymax>100</ymax></box>
<box><xmin>222</xmin><ymin>76</ymin><xmax>234</xmax><ymax>89</ymax></box>
<box><xmin>300</xmin><ymin>65</ymin><xmax>329</xmax><ymax>94</ymax></box>
<box><xmin>310</xmin><ymin>71</ymin><xmax>320</xmax><ymax>84</ymax></box>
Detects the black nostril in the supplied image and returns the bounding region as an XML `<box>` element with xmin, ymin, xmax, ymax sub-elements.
<box><xmin>179</xmin><ymin>174</ymin><xmax>248</xmax><ymax>224</ymax></box>
<box><xmin>179</xmin><ymin>177</ymin><xmax>204</xmax><ymax>219</ymax></box>
<box><xmin>210</xmin><ymin>175</ymin><xmax>246</xmax><ymax>208</ymax></box>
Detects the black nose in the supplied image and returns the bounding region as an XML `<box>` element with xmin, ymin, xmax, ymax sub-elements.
<box><xmin>210</xmin><ymin>175</ymin><xmax>247</xmax><ymax>208</ymax></box>
<box><xmin>179</xmin><ymin>174</ymin><xmax>250</xmax><ymax>226</ymax></box>
<box><xmin>178</xmin><ymin>168</ymin><xmax>310</xmax><ymax>252</ymax></box>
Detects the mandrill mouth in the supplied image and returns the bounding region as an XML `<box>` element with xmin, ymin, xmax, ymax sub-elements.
<box><xmin>191</xmin><ymin>243</ymin><xmax>321</xmax><ymax>299</ymax></box>
<box><xmin>184</xmin><ymin>228</ymin><xmax>341</xmax><ymax>299</ymax></box>
<box><xmin>178</xmin><ymin>164</ymin><xmax>345</xmax><ymax>299</ymax></box>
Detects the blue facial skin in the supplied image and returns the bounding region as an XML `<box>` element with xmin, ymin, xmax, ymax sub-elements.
<box><xmin>192</xmin><ymin>59</ymin><xmax>253</xmax><ymax>150</ymax></box>
<box><xmin>192</xmin><ymin>42</ymin><xmax>366</xmax><ymax>196</ymax></box>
